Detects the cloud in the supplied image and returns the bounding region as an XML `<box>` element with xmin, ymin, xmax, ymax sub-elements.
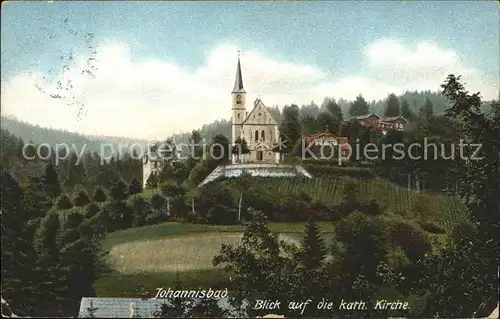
<box><xmin>364</xmin><ymin>39</ymin><xmax>497</xmax><ymax>96</ymax></box>
<box><xmin>1</xmin><ymin>40</ymin><xmax>497</xmax><ymax>139</ymax></box>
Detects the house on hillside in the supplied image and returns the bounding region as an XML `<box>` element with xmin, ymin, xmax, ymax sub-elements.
<box><xmin>350</xmin><ymin>113</ymin><xmax>408</xmax><ymax>135</ymax></box>
<box><xmin>304</xmin><ymin>132</ymin><xmax>350</xmax><ymax>158</ymax></box>
<box><xmin>142</xmin><ymin>143</ymin><xmax>181</xmax><ymax>189</ymax></box>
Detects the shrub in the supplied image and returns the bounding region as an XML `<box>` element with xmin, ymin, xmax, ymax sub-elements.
<box><xmin>418</xmin><ymin>221</ymin><xmax>446</xmax><ymax>234</ymax></box>
<box><xmin>390</xmin><ymin>222</ymin><xmax>431</xmax><ymax>263</ymax></box>
<box><xmin>359</xmin><ymin>200</ymin><xmax>382</xmax><ymax>216</ymax></box>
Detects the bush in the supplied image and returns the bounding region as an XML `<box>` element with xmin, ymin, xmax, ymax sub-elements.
<box><xmin>418</xmin><ymin>221</ymin><xmax>446</xmax><ymax>234</ymax></box>
<box><xmin>450</xmin><ymin>221</ymin><xmax>479</xmax><ymax>245</ymax></box>
<box><xmin>359</xmin><ymin>200</ymin><xmax>382</xmax><ymax>216</ymax></box>
<box><xmin>390</xmin><ymin>222</ymin><xmax>431</xmax><ymax>263</ymax></box>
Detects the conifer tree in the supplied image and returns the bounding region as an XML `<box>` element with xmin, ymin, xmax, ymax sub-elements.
<box><xmin>43</xmin><ymin>161</ymin><xmax>61</xmax><ymax>199</ymax></box>
<box><xmin>92</xmin><ymin>187</ymin><xmax>107</xmax><ymax>206</ymax></box>
<box><xmin>300</xmin><ymin>218</ymin><xmax>327</xmax><ymax>270</ymax></box>
<box><xmin>401</xmin><ymin>99</ymin><xmax>415</xmax><ymax>121</ymax></box>
<box><xmin>1</xmin><ymin>172</ymin><xmax>38</xmax><ymax>316</ymax></box>
<box><xmin>73</xmin><ymin>190</ymin><xmax>90</xmax><ymax>214</ymax></box>
<box><xmin>110</xmin><ymin>180</ymin><xmax>128</xmax><ymax>201</ymax></box>
<box><xmin>56</xmin><ymin>194</ymin><xmax>73</xmax><ymax>210</ymax></box>
<box><xmin>128</xmin><ymin>178</ymin><xmax>142</xmax><ymax>198</ymax></box>
<box><xmin>349</xmin><ymin>94</ymin><xmax>370</xmax><ymax>117</ymax></box>
<box><xmin>326</xmin><ymin>98</ymin><xmax>344</xmax><ymax>123</ymax></box>
<box><xmin>384</xmin><ymin>93</ymin><xmax>401</xmax><ymax>117</ymax></box>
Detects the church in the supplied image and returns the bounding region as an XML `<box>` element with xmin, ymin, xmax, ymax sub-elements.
<box><xmin>230</xmin><ymin>57</ymin><xmax>280</xmax><ymax>164</ymax></box>
<box><xmin>197</xmin><ymin>56</ymin><xmax>312</xmax><ymax>186</ymax></box>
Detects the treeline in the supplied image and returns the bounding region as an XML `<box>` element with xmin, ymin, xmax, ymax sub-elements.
<box><xmin>0</xmin><ymin>128</ymin><xmax>142</xmax><ymax>195</ymax></box>
<box><xmin>1</xmin><ymin>164</ymin><xmax>109</xmax><ymax>317</ymax></box>
<box><xmin>1</xmin><ymin>115</ymin><xmax>147</xmax><ymax>155</ymax></box>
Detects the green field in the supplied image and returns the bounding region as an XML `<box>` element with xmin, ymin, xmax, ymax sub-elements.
<box><xmin>96</xmin><ymin>221</ymin><xmax>334</xmax><ymax>297</ymax></box>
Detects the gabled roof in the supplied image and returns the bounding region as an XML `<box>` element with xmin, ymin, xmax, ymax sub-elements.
<box><xmin>232</xmin><ymin>58</ymin><xmax>245</xmax><ymax>93</ymax></box>
<box><xmin>305</xmin><ymin>132</ymin><xmax>349</xmax><ymax>148</ymax></box>
<box><xmin>381</xmin><ymin>116</ymin><xmax>408</xmax><ymax>122</ymax></box>
<box><xmin>350</xmin><ymin>113</ymin><xmax>380</xmax><ymax>120</ymax></box>
<box><xmin>242</xmin><ymin>99</ymin><xmax>278</xmax><ymax>125</ymax></box>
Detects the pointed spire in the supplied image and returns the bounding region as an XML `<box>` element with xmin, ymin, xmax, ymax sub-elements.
<box><xmin>232</xmin><ymin>54</ymin><xmax>245</xmax><ymax>93</ymax></box>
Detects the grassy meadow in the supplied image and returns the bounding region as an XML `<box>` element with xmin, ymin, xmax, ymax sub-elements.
<box><xmin>96</xmin><ymin>221</ymin><xmax>334</xmax><ymax>297</ymax></box>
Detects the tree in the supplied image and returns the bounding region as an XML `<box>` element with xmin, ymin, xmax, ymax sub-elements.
<box><xmin>210</xmin><ymin>134</ymin><xmax>230</xmax><ymax>164</ymax></box>
<box><xmin>384</xmin><ymin>93</ymin><xmax>401</xmax><ymax>117</ymax></box>
<box><xmin>92</xmin><ymin>187</ymin><xmax>107</xmax><ymax>206</ymax></box>
<box><xmin>349</xmin><ymin>94</ymin><xmax>370</xmax><ymax>117</ymax></box>
<box><xmin>328</xmin><ymin>100</ymin><xmax>343</xmax><ymax>122</ymax></box>
<box><xmin>401</xmin><ymin>99</ymin><xmax>415</xmax><ymax>121</ymax></box>
<box><xmin>1</xmin><ymin>172</ymin><xmax>39</xmax><ymax>316</ymax></box>
<box><xmin>73</xmin><ymin>190</ymin><xmax>90</xmax><ymax>213</ymax></box>
<box><xmin>187</xmin><ymin>159</ymin><xmax>212</xmax><ymax>187</ymax></box>
<box><xmin>150</xmin><ymin>194</ymin><xmax>166</xmax><ymax>212</ymax></box>
<box><xmin>130</xmin><ymin>196</ymin><xmax>151</xmax><ymax>227</ymax></box>
<box><xmin>56</xmin><ymin>194</ymin><xmax>73</xmax><ymax>210</ymax></box>
<box><xmin>152</xmin><ymin>299</ymin><xmax>193</xmax><ymax>318</ymax></box>
<box><xmin>187</xmin><ymin>298</ymin><xmax>228</xmax><ymax>318</ymax></box>
<box><xmin>390</xmin><ymin>222</ymin><xmax>431</xmax><ymax>263</ymax></box>
<box><xmin>341</xmin><ymin>181</ymin><xmax>359</xmax><ymax>208</ymax></box>
<box><xmin>110</xmin><ymin>180</ymin><xmax>128</xmax><ymax>201</ymax></box>
<box><xmin>300</xmin><ymin>114</ymin><xmax>320</xmax><ymax>135</ymax></box>
<box><xmin>317</xmin><ymin>111</ymin><xmax>340</xmax><ymax>135</ymax></box>
<box><xmin>84</xmin><ymin>203</ymin><xmax>100</xmax><ymax>219</ymax></box>
<box><xmin>300</xmin><ymin>218</ymin><xmax>327</xmax><ymax>270</ymax></box>
<box><xmin>43</xmin><ymin>161</ymin><xmax>61</xmax><ymax>199</ymax></box>
<box><xmin>232</xmin><ymin>136</ymin><xmax>250</xmax><ymax>163</ymax></box>
<box><xmin>335</xmin><ymin>212</ymin><xmax>388</xmax><ymax>298</ymax></box>
<box><xmin>213</xmin><ymin>211</ymin><xmax>296</xmax><ymax>318</ymax></box>
<box><xmin>279</xmin><ymin>105</ymin><xmax>302</xmax><ymax>154</ymax></box>
<box><xmin>187</xmin><ymin>130</ymin><xmax>203</xmax><ymax>169</ymax></box>
<box><xmin>420</xmin><ymin>97</ymin><xmax>434</xmax><ymax>120</ymax></box>
<box><xmin>145</xmin><ymin>172</ymin><xmax>159</xmax><ymax>191</ymax></box>
<box><xmin>128</xmin><ymin>178</ymin><xmax>142</xmax><ymax>198</ymax></box>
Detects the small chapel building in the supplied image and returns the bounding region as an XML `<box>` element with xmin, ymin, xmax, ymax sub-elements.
<box><xmin>230</xmin><ymin>57</ymin><xmax>280</xmax><ymax>164</ymax></box>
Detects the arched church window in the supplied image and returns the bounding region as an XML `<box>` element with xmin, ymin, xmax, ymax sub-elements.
<box><xmin>255</xmin><ymin>130</ymin><xmax>259</xmax><ymax>142</ymax></box>
<box><xmin>237</xmin><ymin>114</ymin><xmax>240</xmax><ymax>119</ymax></box>
<box><xmin>236</xmin><ymin>94</ymin><xmax>242</xmax><ymax>104</ymax></box>
<box><xmin>261</xmin><ymin>130</ymin><xmax>265</xmax><ymax>141</ymax></box>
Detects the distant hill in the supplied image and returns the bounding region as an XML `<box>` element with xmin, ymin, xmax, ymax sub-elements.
<box><xmin>0</xmin><ymin>116</ymin><xmax>148</xmax><ymax>154</ymax></box>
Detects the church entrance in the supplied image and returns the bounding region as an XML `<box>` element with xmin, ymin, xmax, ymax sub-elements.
<box><xmin>257</xmin><ymin>151</ymin><xmax>263</xmax><ymax>161</ymax></box>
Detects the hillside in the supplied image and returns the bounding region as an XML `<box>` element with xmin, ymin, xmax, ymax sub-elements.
<box><xmin>0</xmin><ymin>116</ymin><xmax>148</xmax><ymax>154</ymax></box>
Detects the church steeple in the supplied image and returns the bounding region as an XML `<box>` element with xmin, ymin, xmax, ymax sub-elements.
<box><xmin>232</xmin><ymin>56</ymin><xmax>245</xmax><ymax>93</ymax></box>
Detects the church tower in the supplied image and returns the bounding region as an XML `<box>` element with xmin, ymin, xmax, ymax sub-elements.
<box><xmin>231</xmin><ymin>56</ymin><xmax>246</xmax><ymax>162</ymax></box>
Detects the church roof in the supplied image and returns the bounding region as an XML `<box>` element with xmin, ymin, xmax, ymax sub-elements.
<box><xmin>232</xmin><ymin>58</ymin><xmax>245</xmax><ymax>93</ymax></box>
<box><xmin>242</xmin><ymin>99</ymin><xmax>278</xmax><ymax>125</ymax></box>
